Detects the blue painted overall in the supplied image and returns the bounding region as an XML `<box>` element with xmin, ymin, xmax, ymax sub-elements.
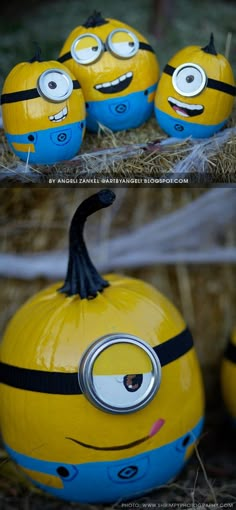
<box><xmin>155</xmin><ymin>108</ymin><xmax>227</xmax><ymax>139</ymax></box>
<box><xmin>6</xmin><ymin>120</ymin><xmax>85</xmax><ymax>165</ymax></box>
<box><xmin>86</xmin><ymin>84</ymin><xmax>157</xmax><ymax>132</ymax></box>
<box><xmin>5</xmin><ymin>417</ymin><xmax>203</xmax><ymax>504</ymax></box>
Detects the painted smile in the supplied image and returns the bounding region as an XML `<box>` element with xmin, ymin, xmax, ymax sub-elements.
<box><xmin>168</xmin><ymin>97</ymin><xmax>204</xmax><ymax>117</ymax></box>
<box><xmin>94</xmin><ymin>72</ymin><xmax>133</xmax><ymax>94</ymax></box>
<box><xmin>66</xmin><ymin>418</ymin><xmax>165</xmax><ymax>451</ymax></box>
<box><xmin>49</xmin><ymin>106</ymin><xmax>68</xmax><ymax>122</ymax></box>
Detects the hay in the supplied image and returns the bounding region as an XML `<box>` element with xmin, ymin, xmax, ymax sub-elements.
<box><xmin>0</xmin><ymin>105</ymin><xmax>236</xmax><ymax>184</ymax></box>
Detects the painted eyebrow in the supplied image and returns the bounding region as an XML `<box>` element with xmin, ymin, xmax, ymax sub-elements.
<box><xmin>0</xmin><ymin>328</ymin><xmax>193</xmax><ymax>395</ymax></box>
<box><xmin>163</xmin><ymin>64</ymin><xmax>236</xmax><ymax>97</ymax></box>
<box><xmin>1</xmin><ymin>81</ymin><xmax>81</xmax><ymax>105</ymax></box>
<box><xmin>58</xmin><ymin>41</ymin><xmax>154</xmax><ymax>64</ymax></box>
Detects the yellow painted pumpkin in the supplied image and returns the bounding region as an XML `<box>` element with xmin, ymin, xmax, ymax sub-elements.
<box><xmin>58</xmin><ymin>12</ymin><xmax>159</xmax><ymax>132</ymax></box>
<box><xmin>155</xmin><ymin>34</ymin><xmax>235</xmax><ymax>138</ymax></box>
<box><xmin>0</xmin><ymin>190</ymin><xmax>205</xmax><ymax>503</ymax></box>
<box><xmin>1</xmin><ymin>49</ymin><xmax>86</xmax><ymax>164</ymax></box>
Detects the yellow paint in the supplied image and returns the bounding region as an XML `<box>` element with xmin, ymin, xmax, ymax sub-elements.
<box><xmin>155</xmin><ymin>44</ymin><xmax>235</xmax><ymax>126</ymax></box>
<box><xmin>12</xmin><ymin>142</ymin><xmax>35</xmax><ymax>153</ymax></box>
<box><xmin>221</xmin><ymin>328</ymin><xmax>236</xmax><ymax>419</ymax></box>
<box><xmin>21</xmin><ymin>467</ymin><xmax>63</xmax><ymax>488</ymax></box>
<box><xmin>0</xmin><ymin>273</ymin><xmax>204</xmax><ymax>468</ymax></box>
<box><xmin>1</xmin><ymin>60</ymin><xmax>85</xmax><ymax>135</ymax></box>
<box><xmin>59</xmin><ymin>18</ymin><xmax>159</xmax><ymax>102</ymax></box>
<box><xmin>93</xmin><ymin>342</ymin><xmax>153</xmax><ymax>375</ymax></box>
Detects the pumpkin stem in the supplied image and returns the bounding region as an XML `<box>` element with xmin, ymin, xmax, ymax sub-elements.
<box><xmin>59</xmin><ymin>189</ymin><xmax>116</xmax><ymax>299</ymax></box>
<box><xmin>29</xmin><ymin>42</ymin><xmax>42</xmax><ymax>63</ymax></box>
<box><xmin>82</xmin><ymin>11</ymin><xmax>108</xmax><ymax>28</ymax></box>
<box><xmin>201</xmin><ymin>33</ymin><xmax>217</xmax><ymax>55</ymax></box>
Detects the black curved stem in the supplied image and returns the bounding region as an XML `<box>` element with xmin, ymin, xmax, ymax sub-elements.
<box><xmin>201</xmin><ymin>33</ymin><xmax>217</xmax><ymax>55</ymax></box>
<box><xmin>29</xmin><ymin>42</ymin><xmax>42</xmax><ymax>63</ymax></box>
<box><xmin>82</xmin><ymin>11</ymin><xmax>108</xmax><ymax>28</ymax></box>
<box><xmin>59</xmin><ymin>189</ymin><xmax>116</xmax><ymax>299</ymax></box>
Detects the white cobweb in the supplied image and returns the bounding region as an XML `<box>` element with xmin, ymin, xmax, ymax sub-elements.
<box><xmin>0</xmin><ymin>187</ymin><xmax>235</xmax><ymax>280</ymax></box>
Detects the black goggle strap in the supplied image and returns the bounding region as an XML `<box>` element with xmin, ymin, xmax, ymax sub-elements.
<box><xmin>163</xmin><ymin>64</ymin><xmax>236</xmax><ymax>97</ymax></box>
<box><xmin>57</xmin><ymin>41</ymin><xmax>154</xmax><ymax>64</ymax></box>
<box><xmin>0</xmin><ymin>80</ymin><xmax>81</xmax><ymax>105</ymax></box>
<box><xmin>224</xmin><ymin>339</ymin><xmax>236</xmax><ymax>364</ymax></box>
<box><xmin>0</xmin><ymin>327</ymin><xmax>193</xmax><ymax>395</ymax></box>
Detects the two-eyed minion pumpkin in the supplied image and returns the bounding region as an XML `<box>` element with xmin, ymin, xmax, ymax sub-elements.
<box><xmin>221</xmin><ymin>328</ymin><xmax>236</xmax><ymax>425</ymax></box>
<box><xmin>58</xmin><ymin>12</ymin><xmax>159</xmax><ymax>132</ymax></box>
<box><xmin>155</xmin><ymin>34</ymin><xmax>235</xmax><ymax>138</ymax></box>
<box><xmin>0</xmin><ymin>190</ymin><xmax>205</xmax><ymax>504</ymax></box>
<box><xmin>1</xmin><ymin>50</ymin><xmax>86</xmax><ymax>164</ymax></box>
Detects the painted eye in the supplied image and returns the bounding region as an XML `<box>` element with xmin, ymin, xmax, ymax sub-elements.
<box><xmin>91</xmin><ymin>371</ymin><xmax>153</xmax><ymax>410</ymax></box>
<box><xmin>71</xmin><ymin>34</ymin><xmax>103</xmax><ymax>65</ymax></box>
<box><xmin>172</xmin><ymin>63</ymin><xmax>207</xmax><ymax>97</ymax></box>
<box><xmin>37</xmin><ymin>69</ymin><xmax>73</xmax><ymax>102</ymax></box>
<box><xmin>78</xmin><ymin>334</ymin><xmax>162</xmax><ymax>414</ymax></box>
<box><xmin>107</xmin><ymin>29</ymin><xmax>139</xmax><ymax>59</ymax></box>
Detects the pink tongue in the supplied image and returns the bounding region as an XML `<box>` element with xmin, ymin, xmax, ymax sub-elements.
<box><xmin>173</xmin><ymin>105</ymin><xmax>188</xmax><ymax>115</ymax></box>
<box><xmin>149</xmin><ymin>418</ymin><xmax>165</xmax><ymax>437</ymax></box>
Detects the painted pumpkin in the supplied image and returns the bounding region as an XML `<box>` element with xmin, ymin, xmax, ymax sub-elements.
<box><xmin>221</xmin><ymin>328</ymin><xmax>236</xmax><ymax>425</ymax></box>
<box><xmin>1</xmin><ymin>49</ymin><xmax>86</xmax><ymax>164</ymax></box>
<box><xmin>0</xmin><ymin>190</ymin><xmax>205</xmax><ymax>504</ymax></box>
<box><xmin>58</xmin><ymin>12</ymin><xmax>159</xmax><ymax>132</ymax></box>
<box><xmin>155</xmin><ymin>34</ymin><xmax>236</xmax><ymax>138</ymax></box>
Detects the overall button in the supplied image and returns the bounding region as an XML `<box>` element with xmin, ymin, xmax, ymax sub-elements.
<box><xmin>174</xmin><ymin>124</ymin><xmax>184</xmax><ymax>132</ymax></box>
<box><xmin>50</xmin><ymin>128</ymin><xmax>72</xmax><ymax>146</ymax></box>
<box><xmin>109</xmin><ymin>101</ymin><xmax>130</xmax><ymax>116</ymax></box>
<box><xmin>108</xmin><ymin>456</ymin><xmax>149</xmax><ymax>483</ymax></box>
<box><xmin>118</xmin><ymin>465</ymin><xmax>138</xmax><ymax>479</ymax></box>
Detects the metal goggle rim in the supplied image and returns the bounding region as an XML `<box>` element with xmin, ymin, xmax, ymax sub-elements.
<box><xmin>67</xmin><ymin>29</ymin><xmax>154</xmax><ymax>65</ymax></box>
<box><xmin>164</xmin><ymin>62</ymin><xmax>236</xmax><ymax>97</ymax></box>
<box><xmin>172</xmin><ymin>62</ymin><xmax>207</xmax><ymax>97</ymax></box>
<box><xmin>78</xmin><ymin>334</ymin><xmax>162</xmax><ymax>414</ymax></box>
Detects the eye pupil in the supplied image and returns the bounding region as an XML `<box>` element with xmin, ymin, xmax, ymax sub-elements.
<box><xmin>128</xmin><ymin>42</ymin><xmax>135</xmax><ymax>47</ymax></box>
<box><xmin>92</xmin><ymin>46</ymin><xmax>98</xmax><ymax>52</ymax></box>
<box><xmin>123</xmin><ymin>374</ymin><xmax>143</xmax><ymax>392</ymax></box>
<box><xmin>48</xmin><ymin>81</ymin><xmax>57</xmax><ymax>89</ymax></box>
<box><xmin>186</xmin><ymin>75</ymin><xmax>194</xmax><ymax>83</ymax></box>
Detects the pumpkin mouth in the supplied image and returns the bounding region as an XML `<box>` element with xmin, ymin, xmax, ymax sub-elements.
<box><xmin>94</xmin><ymin>72</ymin><xmax>133</xmax><ymax>94</ymax></box>
<box><xmin>66</xmin><ymin>418</ymin><xmax>165</xmax><ymax>451</ymax></box>
<box><xmin>168</xmin><ymin>97</ymin><xmax>204</xmax><ymax>117</ymax></box>
<box><xmin>49</xmin><ymin>106</ymin><xmax>68</xmax><ymax>122</ymax></box>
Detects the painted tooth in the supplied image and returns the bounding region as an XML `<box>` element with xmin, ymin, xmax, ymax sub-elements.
<box><xmin>112</xmin><ymin>79</ymin><xmax>119</xmax><ymax>85</ymax></box>
<box><xmin>102</xmin><ymin>82</ymin><xmax>111</xmax><ymax>87</ymax></box>
<box><xmin>96</xmin><ymin>84</ymin><xmax>102</xmax><ymax>89</ymax></box>
<box><xmin>119</xmin><ymin>75</ymin><xmax>126</xmax><ymax>81</ymax></box>
<box><xmin>126</xmin><ymin>72</ymin><xmax>132</xmax><ymax>78</ymax></box>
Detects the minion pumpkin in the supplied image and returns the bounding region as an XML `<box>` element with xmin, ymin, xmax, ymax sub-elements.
<box><xmin>58</xmin><ymin>12</ymin><xmax>159</xmax><ymax>132</ymax></box>
<box><xmin>221</xmin><ymin>328</ymin><xmax>236</xmax><ymax>425</ymax></box>
<box><xmin>0</xmin><ymin>190</ymin><xmax>205</xmax><ymax>504</ymax></box>
<box><xmin>1</xmin><ymin>49</ymin><xmax>86</xmax><ymax>164</ymax></box>
<box><xmin>155</xmin><ymin>34</ymin><xmax>236</xmax><ymax>138</ymax></box>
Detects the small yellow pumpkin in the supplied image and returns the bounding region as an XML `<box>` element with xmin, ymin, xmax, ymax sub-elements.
<box><xmin>1</xmin><ymin>48</ymin><xmax>86</xmax><ymax>164</ymax></box>
<box><xmin>155</xmin><ymin>34</ymin><xmax>235</xmax><ymax>138</ymax></box>
<box><xmin>58</xmin><ymin>12</ymin><xmax>159</xmax><ymax>132</ymax></box>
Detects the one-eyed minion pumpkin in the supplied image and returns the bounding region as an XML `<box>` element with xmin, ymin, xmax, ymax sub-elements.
<box><xmin>58</xmin><ymin>12</ymin><xmax>159</xmax><ymax>132</ymax></box>
<box><xmin>155</xmin><ymin>34</ymin><xmax>236</xmax><ymax>138</ymax></box>
<box><xmin>1</xmin><ymin>49</ymin><xmax>86</xmax><ymax>164</ymax></box>
<box><xmin>221</xmin><ymin>328</ymin><xmax>236</xmax><ymax>425</ymax></box>
<box><xmin>0</xmin><ymin>190</ymin><xmax>205</xmax><ymax>504</ymax></box>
